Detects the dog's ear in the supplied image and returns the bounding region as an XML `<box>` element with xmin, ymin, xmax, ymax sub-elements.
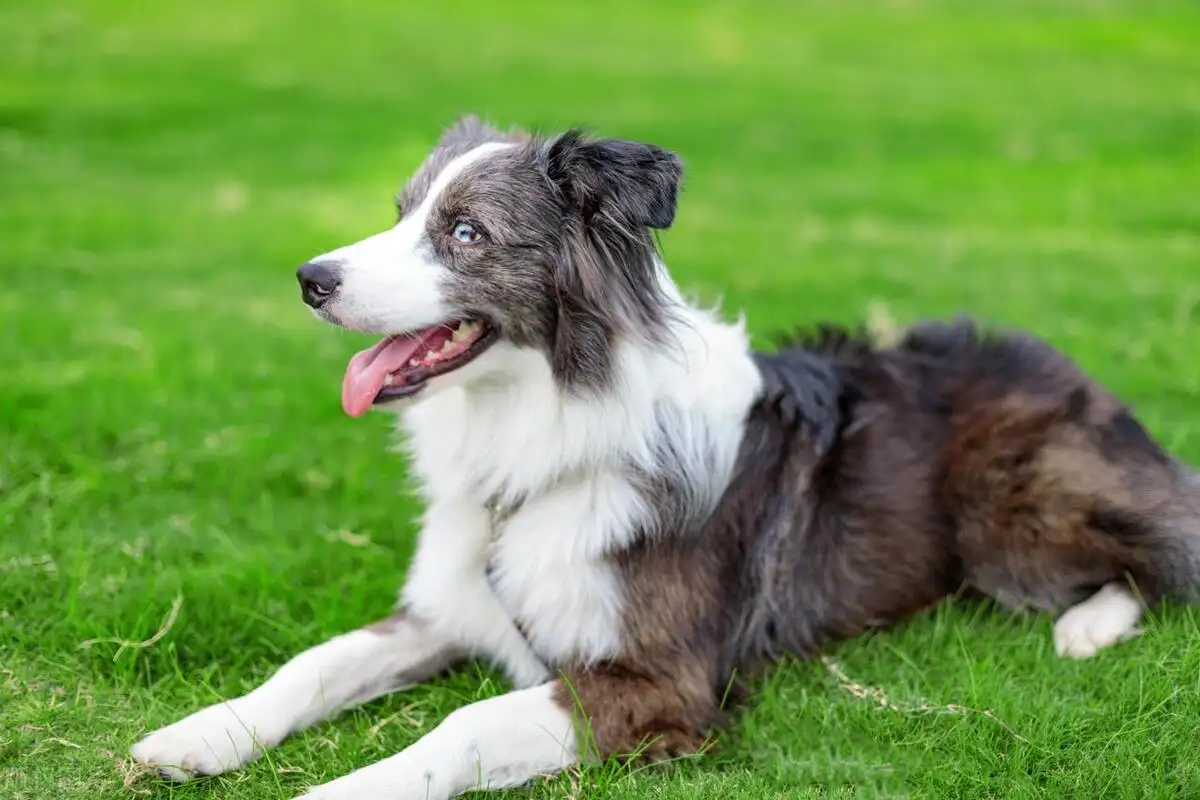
<box><xmin>542</xmin><ymin>130</ymin><xmax>683</xmax><ymax>230</ymax></box>
<box><xmin>542</xmin><ymin>132</ymin><xmax>680</xmax><ymax>389</ymax></box>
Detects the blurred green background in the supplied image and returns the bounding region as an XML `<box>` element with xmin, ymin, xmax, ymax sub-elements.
<box><xmin>3</xmin><ymin>1</ymin><xmax>1199</xmax><ymax>798</ymax></box>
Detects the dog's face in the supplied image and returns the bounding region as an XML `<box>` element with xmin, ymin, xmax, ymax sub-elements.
<box><xmin>298</xmin><ymin>116</ymin><xmax>683</xmax><ymax>416</ymax></box>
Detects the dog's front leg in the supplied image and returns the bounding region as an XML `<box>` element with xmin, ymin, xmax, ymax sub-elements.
<box><xmin>400</xmin><ymin>497</ymin><xmax>551</xmax><ymax>688</ymax></box>
<box><xmin>132</xmin><ymin>611</ymin><xmax>464</xmax><ymax>780</ymax></box>
<box><xmin>295</xmin><ymin>660</ymin><xmax>717</xmax><ymax>799</ymax></box>
<box><xmin>295</xmin><ymin>680</ymin><xmax>577</xmax><ymax>800</ymax></box>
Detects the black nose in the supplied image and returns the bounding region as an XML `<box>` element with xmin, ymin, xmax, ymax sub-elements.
<box><xmin>296</xmin><ymin>261</ymin><xmax>342</xmax><ymax>308</ymax></box>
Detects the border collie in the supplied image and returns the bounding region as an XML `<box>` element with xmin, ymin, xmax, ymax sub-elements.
<box><xmin>132</xmin><ymin>116</ymin><xmax>1200</xmax><ymax>799</ymax></box>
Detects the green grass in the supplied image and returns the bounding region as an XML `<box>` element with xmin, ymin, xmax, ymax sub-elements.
<box><xmin>3</xmin><ymin>0</ymin><xmax>1200</xmax><ymax>797</ymax></box>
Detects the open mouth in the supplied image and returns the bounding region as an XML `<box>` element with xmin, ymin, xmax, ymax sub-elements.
<box><xmin>340</xmin><ymin>319</ymin><xmax>498</xmax><ymax>416</ymax></box>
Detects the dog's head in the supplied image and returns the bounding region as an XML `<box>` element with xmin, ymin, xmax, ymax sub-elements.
<box><xmin>298</xmin><ymin>116</ymin><xmax>683</xmax><ymax>416</ymax></box>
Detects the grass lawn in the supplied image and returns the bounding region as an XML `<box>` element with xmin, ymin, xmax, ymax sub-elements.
<box><xmin>4</xmin><ymin>0</ymin><xmax>1200</xmax><ymax>797</ymax></box>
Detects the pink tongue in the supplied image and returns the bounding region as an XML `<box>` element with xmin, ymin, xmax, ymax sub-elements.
<box><xmin>341</xmin><ymin>335</ymin><xmax>427</xmax><ymax>417</ymax></box>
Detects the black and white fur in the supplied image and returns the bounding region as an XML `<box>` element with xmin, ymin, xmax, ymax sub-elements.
<box><xmin>131</xmin><ymin>117</ymin><xmax>1200</xmax><ymax>799</ymax></box>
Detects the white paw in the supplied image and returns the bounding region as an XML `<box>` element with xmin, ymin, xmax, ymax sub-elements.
<box><xmin>132</xmin><ymin>699</ymin><xmax>278</xmax><ymax>780</ymax></box>
<box><xmin>1054</xmin><ymin>583</ymin><xmax>1143</xmax><ymax>659</ymax></box>
<box><xmin>295</xmin><ymin>776</ymin><xmax>389</xmax><ymax>800</ymax></box>
<box><xmin>295</xmin><ymin>773</ymin><xmax>435</xmax><ymax>800</ymax></box>
<box><xmin>295</xmin><ymin>755</ymin><xmax>447</xmax><ymax>800</ymax></box>
<box><xmin>506</xmin><ymin>655</ymin><xmax>552</xmax><ymax>690</ymax></box>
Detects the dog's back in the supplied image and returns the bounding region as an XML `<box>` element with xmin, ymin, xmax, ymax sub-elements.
<box><xmin>731</xmin><ymin>318</ymin><xmax>1200</xmax><ymax>666</ymax></box>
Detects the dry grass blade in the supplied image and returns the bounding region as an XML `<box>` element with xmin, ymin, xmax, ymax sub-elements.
<box><xmin>865</xmin><ymin>299</ymin><xmax>905</xmax><ymax>347</ymax></box>
<box><xmin>108</xmin><ymin>751</ymin><xmax>154</xmax><ymax>796</ymax></box>
<box><xmin>78</xmin><ymin>595</ymin><xmax>183</xmax><ymax>661</ymax></box>
<box><xmin>821</xmin><ymin>656</ymin><xmax>1033</xmax><ymax>746</ymax></box>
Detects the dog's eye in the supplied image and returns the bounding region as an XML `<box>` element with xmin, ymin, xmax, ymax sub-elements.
<box><xmin>451</xmin><ymin>221</ymin><xmax>481</xmax><ymax>244</ymax></box>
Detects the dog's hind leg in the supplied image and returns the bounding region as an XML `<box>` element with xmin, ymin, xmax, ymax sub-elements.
<box><xmin>132</xmin><ymin>611</ymin><xmax>465</xmax><ymax>781</ymax></box>
<box><xmin>1040</xmin><ymin>433</ymin><xmax>1200</xmax><ymax>659</ymax></box>
<box><xmin>941</xmin><ymin>381</ymin><xmax>1194</xmax><ymax>659</ymax></box>
<box><xmin>1053</xmin><ymin>582</ymin><xmax>1145</xmax><ymax>658</ymax></box>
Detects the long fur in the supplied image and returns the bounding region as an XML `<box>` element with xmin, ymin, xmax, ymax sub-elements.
<box><xmin>132</xmin><ymin>117</ymin><xmax>1200</xmax><ymax>799</ymax></box>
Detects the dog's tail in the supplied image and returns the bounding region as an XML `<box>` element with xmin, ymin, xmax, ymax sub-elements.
<box><xmin>1149</xmin><ymin>467</ymin><xmax>1200</xmax><ymax>599</ymax></box>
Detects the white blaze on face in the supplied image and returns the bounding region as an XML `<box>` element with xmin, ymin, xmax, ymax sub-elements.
<box><xmin>310</xmin><ymin>142</ymin><xmax>513</xmax><ymax>335</ymax></box>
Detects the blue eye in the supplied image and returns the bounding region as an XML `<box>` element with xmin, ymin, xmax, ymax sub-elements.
<box><xmin>451</xmin><ymin>221</ymin><xmax>480</xmax><ymax>244</ymax></box>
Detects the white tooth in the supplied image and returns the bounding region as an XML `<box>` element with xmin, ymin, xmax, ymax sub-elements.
<box><xmin>382</xmin><ymin>374</ymin><xmax>394</xmax><ymax>387</ymax></box>
<box><xmin>452</xmin><ymin>327</ymin><xmax>469</xmax><ymax>342</ymax></box>
<box><xmin>441</xmin><ymin>339</ymin><xmax>455</xmax><ymax>353</ymax></box>
<box><xmin>408</xmin><ymin>358</ymin><xmax>420</xmax><ymax>367</ymax></box>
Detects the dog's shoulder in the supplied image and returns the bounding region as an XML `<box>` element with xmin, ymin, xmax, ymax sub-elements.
<box><xmin>750</xmin><ymin>324</ymin><xmax>870</xmax><ymax>453</ymax></box>
<box><xmin>752</xmin><ymin>318</ymin><xmax>992</xmax><ymax>447</ymax></box>
<box><xmin>772</xmin><ymin>322</ymin><xmax>878</xmax><ymax>363</ymax></box>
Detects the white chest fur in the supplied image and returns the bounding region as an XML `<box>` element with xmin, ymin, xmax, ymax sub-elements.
<box><xmin>485</xmin><ymin>471</ymin><xmax>646</xmax><ymax>666</ymax></box>
<box><xmin>398</xmin><ymin>298</ymin><xmax>762</xmax><ymax>679</ymax></box>
<box><xmin>399</xmin><ymin>476</ymin><xmax>635</xmax><ymax>681</ymax></box>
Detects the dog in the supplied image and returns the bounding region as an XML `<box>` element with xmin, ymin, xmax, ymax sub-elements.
<box><xmin>131</xmin><ymin>116</ymin><xmax>1200</xmax><ymax>799</ymax></box>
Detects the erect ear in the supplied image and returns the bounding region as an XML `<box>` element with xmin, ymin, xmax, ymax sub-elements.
<box><xmin>542</xmin><ymin>130</ymin><xmax>683</xmax><ymax>230</ymax></box>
